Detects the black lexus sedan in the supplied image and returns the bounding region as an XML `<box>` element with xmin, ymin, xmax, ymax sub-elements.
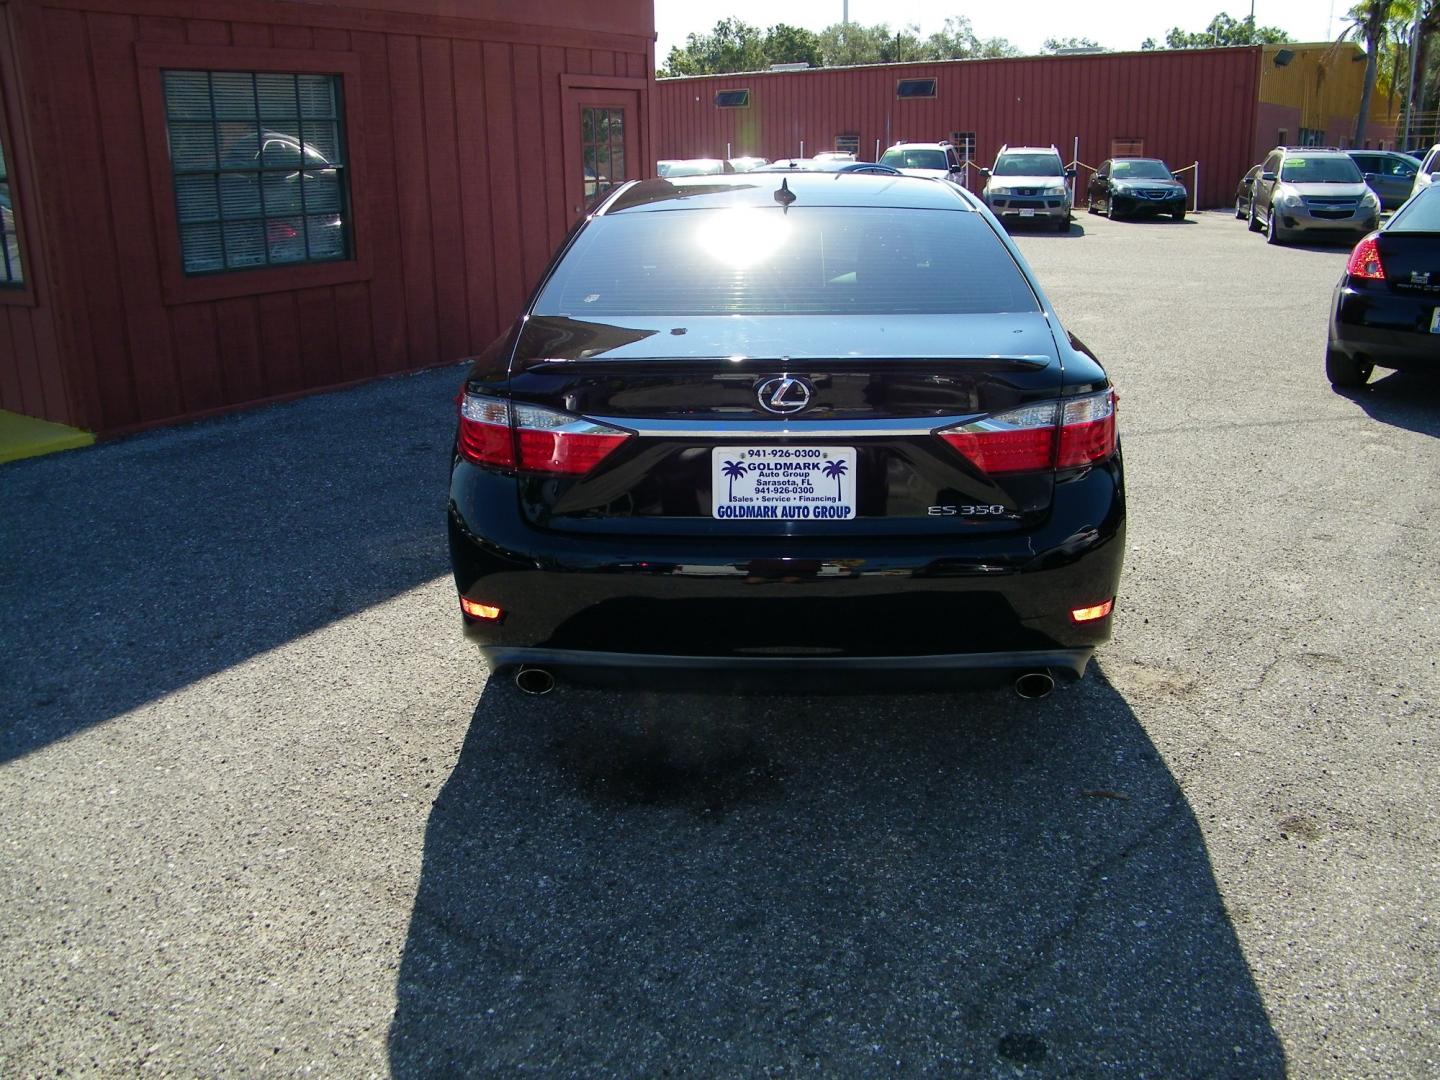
<box><xmin>448</xmin><ymin>173</ymin><xmax>1125</xmax><ymax>696</ymax></box>
<box><xmin>1086</xmin><ymin>158</ymin><xmax>1188</xmax><ymax>220</ymax></box>
<box><xmin>1327</xmin><ymin>182</ymin><xmax>1440</xmax><ymax>388</ymax></box>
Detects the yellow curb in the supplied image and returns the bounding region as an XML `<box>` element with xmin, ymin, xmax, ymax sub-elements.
<box><xmin>0</xmin><ymin>409</ymin><xmax>95</xmax><ymax>464</ymax></box>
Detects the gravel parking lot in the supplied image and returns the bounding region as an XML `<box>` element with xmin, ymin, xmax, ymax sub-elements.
<box><xmin>2</xmin><ymin>209</ymin><xmax>1437</xmax><ymax>1077</ymax></box>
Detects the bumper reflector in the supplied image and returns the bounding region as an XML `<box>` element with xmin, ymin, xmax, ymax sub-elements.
<box><xmin>460</xmin><ymin>598</ymin><xmax>503</xmax><ymax>621</ymax></box>
<box><xmin>1070</xmin><ymin>600</ymin><xmax>1113</xmax><ymax>623</ymax></box>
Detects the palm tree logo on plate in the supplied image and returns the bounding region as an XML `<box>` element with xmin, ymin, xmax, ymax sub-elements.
<box><xmin>721</xmin><ymin>459</ymin><xmax>748</xmax><ymax>500</ymax></box>
<box><xmin>822</xmin><ymin>459</ymin><xmax>848</xmax><ymax>502</ymax></box>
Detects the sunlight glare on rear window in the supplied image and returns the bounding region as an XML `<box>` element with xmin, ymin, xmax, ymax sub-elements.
<box><xmin>695</xmin><ymin>209</ymin><xmax>793</xmax><ymax>268</ymax></box>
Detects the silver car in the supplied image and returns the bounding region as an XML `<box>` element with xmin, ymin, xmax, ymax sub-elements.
<box><xmin>1248</xmin><ymin>147</ymin><xmax>1379</xmax><ymax>245</ymax></box>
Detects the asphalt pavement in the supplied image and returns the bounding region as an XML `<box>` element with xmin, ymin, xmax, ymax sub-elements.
<box><xmin>2</xmin><ymin>209</ymin><xmax>1437</xmax><ymax>1077</ymax></box>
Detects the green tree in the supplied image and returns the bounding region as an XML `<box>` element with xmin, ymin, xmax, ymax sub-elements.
<box><xmin>1042</xmin><ymin>36</ymin><xmax>1107</xmax><ymax>52</ymax></box>
<box><xmin>659</xmin><ymin>17</ymin><xmax>767</xmax><ymax>76</ymax></box>
<box><xmin>763</xmin><ymin>23</ymin><xmax>822</xmax><ymax>67</ymax></box>
<box><xmin>1157</xmin><ymin>12</ymin><xmax>1293</xmax><ymax>48</ymax></box>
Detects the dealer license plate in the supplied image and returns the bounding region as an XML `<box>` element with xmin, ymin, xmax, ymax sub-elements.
<box><xmin>1019</xmin><ymin>208</ymin><xmax>1036</xmax><ymax>218</ymax></box>
<box><xmin>1431</xmin><ymin>307</ymin><xmax>1440</xmax><ymax>333</ymax></box>
<box><xmin>712</xmin><ymin>447</ymin><xmax>856</xmax><ymax>521</ymax></box>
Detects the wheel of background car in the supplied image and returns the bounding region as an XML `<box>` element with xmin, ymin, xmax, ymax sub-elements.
<box><xmin>1248</xmin><ymin>202</ymin><xmax>1263</xmax><ymax>233</ymax></box>
<box><xmin>1266</xmin><ymin>209</ymin><xmax>1283</xmax><ymax>245</ymax></box>
<box><xmin>1106</xmin><ymin>198</ymin><xmax>1118</xmax><ymax>221</ymax></box>
<box><xmin>1235</xmin><ymin>195</ymin><xmax>1246</xmax><ymax>219</ymax></box>
<box><xmin>1325</xmin><ymin>346</ymin><xmax>1372</xmax><ymax>389</ymax></box>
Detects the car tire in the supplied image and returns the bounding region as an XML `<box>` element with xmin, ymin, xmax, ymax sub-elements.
<box><xmin>1173</xmin><ymin>208</ymin><xmax>1186</xmax><ymax>221</ymax></box>
<box><xmin>1235</xmin><ymin>195</ymin><xmax>1247</xmax><ymax>219</ymax></box>
<box><xmin>1106</xmin><ymin>200</ymin><xmax>1119</xmax><ymax>221</ymax></box>
<box><xmin>1087</xmin><ymin>198</ymin><xmax>1098</xmax><ymax>215</ymax></box>
<box><xmin>1265</xmin><ymin>209</ymin><xmax>1285</xmax><ymax>245</ymax></box>
<box><xmin>1248</xmin><ymin>202</ymin><xmax>1263</xmax><ymax>232</ymax></box>
<box><xmin>1325</xmin><ymin>346</ymin><xmax>1373</xmax><ymax>389</ymax></box>
<box><xmin>1056</xmin><ymin>217</ymin><xmax>1069</xmax><ymax>234</ymax></box>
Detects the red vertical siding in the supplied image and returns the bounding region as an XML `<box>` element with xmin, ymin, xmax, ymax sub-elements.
<box><xmin>656</xmin><ymin>48</ymin><xmax>1263</xmax><ymax>209</ymax></box>
<box><xmin>2</xmin><ymin>0</ymin><xmax>651</xmax><ymax>433</ymax></box>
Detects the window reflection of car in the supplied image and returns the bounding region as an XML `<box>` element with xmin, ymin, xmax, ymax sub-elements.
<box><xmin>656</xmin><ymin>159</ymin><xmax>734</xmax><ymax>178</ymax></box>
<box><xmin>220</xmin><ymin>129</ymin><xmax>344</xmax><ymax>262</ymax></box>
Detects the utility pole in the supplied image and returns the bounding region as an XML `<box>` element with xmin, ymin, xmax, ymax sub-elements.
<box><xmin>843</xmin><ymin>1</ymin><xmax>849</xmax><ymax>25</ymax></box>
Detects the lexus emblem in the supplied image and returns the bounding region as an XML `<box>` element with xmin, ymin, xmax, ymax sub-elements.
<box><xmin>756</xmin><ymin>376</ymin><xmax>814</xmax><ymax>415</ymax></box>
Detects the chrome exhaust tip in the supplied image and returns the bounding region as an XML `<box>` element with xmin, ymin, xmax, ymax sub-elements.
<box><xmin>514</xmin><ymin>666</ymin><xmax>556</xmax><ymax>696</ymax></box>
<box><xmin>1014</xmin><ymin>670</ymin><xmax>1055</xmax><ymax>700</ymax></box>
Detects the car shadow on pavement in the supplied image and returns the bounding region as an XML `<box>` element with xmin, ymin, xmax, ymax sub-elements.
<box><xmin>1341</xmin><ymin>369</ymin><xmax>1440</xmax><ymax>438</ymax></box>
<box><xmin>388</xmin><ymin>668</ymin><xmax>1285</xmax><ymax>1077</ymax></box>
<box><xmin>0</xmin><ymin>367</ymin><xmax>461</xmax><ymax>762</ymax></box>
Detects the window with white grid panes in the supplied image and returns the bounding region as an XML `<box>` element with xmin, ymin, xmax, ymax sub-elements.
<box><xmin>163</xmin><ymin>70</ymin><xmax>351</xmax><ymax>275</ymax></box>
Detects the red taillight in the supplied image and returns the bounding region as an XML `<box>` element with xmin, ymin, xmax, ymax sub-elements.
<box><xmin>938</xmin><ymin>390</ymin><xmax>1117</xmax><ymax>474</ymax></box>
<box><xmin>1346</xmin><ymin>232</ymin><xmax>1385</xmax><ymax>280</ymax></box>
<box><xmin>457</xmin><ymin>393</ymin><xmax>516</xmax><ymax>467</ymax></box>
<box><xmin>457</xmin><ymin>392</ymin><xmax>630</xmax><ymax>474</ymax></box>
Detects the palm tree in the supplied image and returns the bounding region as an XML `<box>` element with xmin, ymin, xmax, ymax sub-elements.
<box><xmin>721</xmin><ymin>459</ymin><xmax>747</xmax><ymax>499</ymax></box>
<box><xmin>821</xmin><ymin>459</ymin><xmax>849</xmax><ymax>502</ymax></box>
<box><xmin>1343</xmin><ymin>0</ymin><xmax>1397</xmax><ymax>147</ymax></box>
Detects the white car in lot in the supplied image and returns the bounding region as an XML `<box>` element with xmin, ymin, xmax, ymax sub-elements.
<box><xmin>1412</xmin><ymin>144</ymin><xmax>1440</xmax><ymax>198</ymax></box>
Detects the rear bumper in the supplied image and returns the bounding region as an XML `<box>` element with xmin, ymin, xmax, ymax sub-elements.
<box><xmin>480</xmin><ymin>646</ymin><xmax>1094</xmax><ymax>690</ymax></box>
<box><xmin>448</xmin><ymin>456</ymin><xmax>1126</xmax><ymax>677</ymax></box>
<box><xmin>1330</xmin><ymin>280</ymin><xmax>1440</xmax><ymax>368</ymax></box>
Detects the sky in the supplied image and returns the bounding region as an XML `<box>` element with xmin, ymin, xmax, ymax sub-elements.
<box><xmin>655</xmin><ymin>1</ymin><xmax>1345</xmax><ymax>61</ymax></box>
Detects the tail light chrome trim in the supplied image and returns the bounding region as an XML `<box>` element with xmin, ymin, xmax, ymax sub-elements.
<box><xmin>458</xmin><ymin>392</ymin><xmax>632</xmax><ymax>475</ymax></box>
<box><xmin>586</xmin><ymin>415</ymin><xmax>983</xmax><ymax>439</ymax></box>
<box><xmin>938</xmin><ymin>389</ymin><xmax>1117</xmax><ymax>474</ymax></box>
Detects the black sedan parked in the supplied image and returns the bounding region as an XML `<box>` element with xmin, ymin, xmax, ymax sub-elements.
<box><xmin>1086</xmin><ymin>158</ymin><xmax>1188</xmax><ymax>220</ymax></box>
<box><xmin>1234</xmin><ymin>165</ymin><xmax>1261</xmax><ymax>220</ymax></box>
<box><xmin>448</xmin><ymin>173</ymin><xmax>1125</xmax><ymax>696</ymax></box>
<box><xmin>1327</xmin><ymin>183</ymin><xmax>1440</xmax><ymax>387</ymax></box>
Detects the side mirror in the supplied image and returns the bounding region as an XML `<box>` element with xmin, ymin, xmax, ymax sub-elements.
<box><xmin>1431</xmin><ymin>170</ymin><xmax>1440</xmax><ymax>181</ymax></box>
<box><xmin>1065</xmin><ymin>167</ymin><xmax>1077</xmax><ymax>178</ymax></box>
<box><xmin>1261</xmin><ymin>171</ymin><xmax>1277</xmax><ymax>182</ymax></box>
<box><xmin>979</xmin><ymin>167</ymin><xmax>991</xmax><ymax>177</ymax></box>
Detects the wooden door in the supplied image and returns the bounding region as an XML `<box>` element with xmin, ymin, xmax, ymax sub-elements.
<box><xmin>563</xmin><ymin>88</ymin><xmax>640</xmax><ymax>217</ymax></box>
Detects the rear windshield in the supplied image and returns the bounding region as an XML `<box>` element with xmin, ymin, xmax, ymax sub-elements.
<box><xmin>535</xmin><ymin>207</ymin><xmax>1039</xmax><ymax>317</ymax></box>
<box><xmin>879</xmin><ymin>148</ymin><xmax>947</xmax><ymax>171</ymax></box>
<box><xmin>993</xmin><ymin>153</ymin><xmax>1063</xmax><ymax>176</ymax></box>
<box><xmin>1388</xmin><ymin>185</ymin><xmax>1440</xmax><ymax>231</ymax></box>
<box><xmin>1112</xmin><ymin>160</ymin><xmax>1172</xmax><ymax>179</ymax></box>
<box><xmin>1280</xmin><ymin>156</ymin><xmax>1362</xmax><ymax>183</ymax></box>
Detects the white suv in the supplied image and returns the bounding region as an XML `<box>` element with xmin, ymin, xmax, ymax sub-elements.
<box><xmin>878</xmin><ymin>141</ymin><xmax>964</xmax><ymax>182</ymax></box>
<box><xmin>982</xmin><ymin>146</ymin><xmax>1073</xmax><ymax>232</ymax></box>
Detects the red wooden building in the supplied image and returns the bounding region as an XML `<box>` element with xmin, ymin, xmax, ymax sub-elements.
<box><xmin>656</xmin><ymin>48</ymin><xmax>1263</xmax><ymax>211</ymax></box>
<box><xmin>0</xmin><ymin>0</ymin><xmax>654</xmax><ymax>434</ymax></box>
